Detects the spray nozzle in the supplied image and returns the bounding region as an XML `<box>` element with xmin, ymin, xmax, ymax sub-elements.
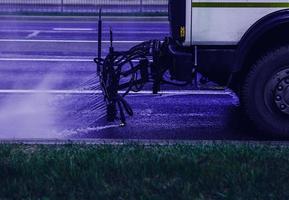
<box><xmin>109</xmin><ymin>27</ymin><xmax>114</xmax><ymax>53</ymax></box>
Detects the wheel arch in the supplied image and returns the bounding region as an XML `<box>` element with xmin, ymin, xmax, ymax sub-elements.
<box><xmin>230</xmin><ymin>9</ymin><xmax>289</xmax><ymax>92</ymax></box>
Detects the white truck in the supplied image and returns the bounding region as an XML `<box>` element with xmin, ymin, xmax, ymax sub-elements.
<box><xmin>96</xmin><ymin>0</ymin><xmax>289</xmax><ymax>135</ymax></box>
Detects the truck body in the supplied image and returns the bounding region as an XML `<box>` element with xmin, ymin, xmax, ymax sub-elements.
<box><xmin>169</xmin><ymin>0</ymin><xmax>289</xmax><ymax>84</ymax></box>
<box><xmin>97</xmin><ymin>1</ymin><xmax>289</xmax><ymax>135</ymax></box>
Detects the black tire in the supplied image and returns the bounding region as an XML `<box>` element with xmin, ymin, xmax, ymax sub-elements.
<box><xmin>242</xmin><ymin>46</ymin><xmax>289</xmax><ymax>136</ymax></box>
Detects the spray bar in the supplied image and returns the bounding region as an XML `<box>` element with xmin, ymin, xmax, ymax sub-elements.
<box><xmin>94</xmin><ymin>10</ymin><xmax>190</xmax><ymax>126</ymax></box>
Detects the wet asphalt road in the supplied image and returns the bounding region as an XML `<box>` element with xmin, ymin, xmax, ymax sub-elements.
<box><xmin>0</xmin><ymin>16</ymin><xmax>168</xmax><ymax>58</ymax></box>
<box><xmin>0</xmin><ymin>16</ymin><xmax>284</xmax><ymax>140</ymax></box>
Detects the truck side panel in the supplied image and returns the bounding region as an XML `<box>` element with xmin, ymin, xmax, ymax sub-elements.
<box><xmin>184</xmin><ymin>0</ymin><xmax>286</xmax><ymax>46</ymax></box>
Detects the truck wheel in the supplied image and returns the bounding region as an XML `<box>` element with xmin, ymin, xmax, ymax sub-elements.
<box><xmin>242</xmin><ymin>46</ymin><xmax>289</xmax><ymax>136</ymax></box>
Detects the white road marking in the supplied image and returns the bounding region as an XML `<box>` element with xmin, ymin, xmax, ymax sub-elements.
<box><xmin>0</xmin><ymin>89</ymin><xmax>232</xmax><ymax>95</ymax></box>
<box><xmin>51</xmin><ymin>28</ymin><xmax>167</xmax><ymax>34</ymax></box>
<box><xmin>0</xmin><ymin>58</ymin><xmax>143</xmax><ymax>62</ymax></box>
<box><xmin>0</xmin><ymin>58</ymin><xmax>92</xmax><ymax>62</ymax></box>
<box><xmin>53</xmin><ymin>28</ymin><xmax>94</xmax><ymax>31</ymax></box>
<box><xmin>140</xmin><ymin>112</ymin><xmax>206</xmax><ymax>117</ymax></box>
<box><xmin>1</xmin><ymin>20</ymin><xmax>169</xmax><ymax>24</ymax></box>
<box><xmin>115</xmin><ymin>31</ymin><xmax>167</xmax><ymax>34</ymax></box>
<box><xmin>128</xmin><ymin>90</ymin><xmax>232</xmax><ymax>95</ymax></box>
<box><xmin>0</xmin><ymin>39</ymin><xmax>142</xmax><ymax>43</ymax></box>
<box><xmin>0</xmin><ymin>29</ymin><xmax>167</xmax><ymax>33</ymax></box>
<box><xmin>26</xmin><ymin>30</ymin><xmax>41</xmax><ymax>39</ymax></box>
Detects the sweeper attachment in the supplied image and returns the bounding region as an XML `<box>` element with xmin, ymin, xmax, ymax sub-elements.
<box><xmin>94</xmin><ymin>11</ymin><xmax>192</xmax><ymax>126</ymax></box>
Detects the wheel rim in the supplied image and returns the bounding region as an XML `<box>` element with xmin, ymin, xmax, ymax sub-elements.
<box><xmin>265</xmin><ymin>67</ymin><xmax>289</xmax><ymax>115</ymax></box>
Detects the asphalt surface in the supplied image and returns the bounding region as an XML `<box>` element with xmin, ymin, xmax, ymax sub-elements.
<box><xmin>0</xmin><ymin>16</ymin><xmax>285</xmax><ymax>141</ymax></box>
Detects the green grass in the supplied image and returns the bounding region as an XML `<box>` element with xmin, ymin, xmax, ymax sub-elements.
<box><xmin>0</xmin><ymin>143</ymin><xmax>289</xmax><ymax>200</ymax></box>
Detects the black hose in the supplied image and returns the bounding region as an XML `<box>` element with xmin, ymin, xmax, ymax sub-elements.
<box><xmin>118</xmin><ymin>95</ymin><xmax>133</xmax><ymax>116</ymax></box>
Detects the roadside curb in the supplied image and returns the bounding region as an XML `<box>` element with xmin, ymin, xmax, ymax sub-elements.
<box><xmin>0</xmin><ymin>139</ymin><xmax>288</xmax><ymax>146</ymax></box>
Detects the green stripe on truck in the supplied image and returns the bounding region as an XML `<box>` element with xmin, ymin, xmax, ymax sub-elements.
<box><xmin>192</xmin><ymin>2</ymin><xmax>289</xmax><ymax>8</ymax></box>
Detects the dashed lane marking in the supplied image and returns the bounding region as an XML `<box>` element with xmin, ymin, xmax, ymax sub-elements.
<box><xmin>53</xmin><ymin>28</ymin><xmax>94</xmax><ymax>31</ymax></box>
<box><xmin>26</xmin><ymin>30</ymin><xmax>41</xmax><ymax>39</ymax></box>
